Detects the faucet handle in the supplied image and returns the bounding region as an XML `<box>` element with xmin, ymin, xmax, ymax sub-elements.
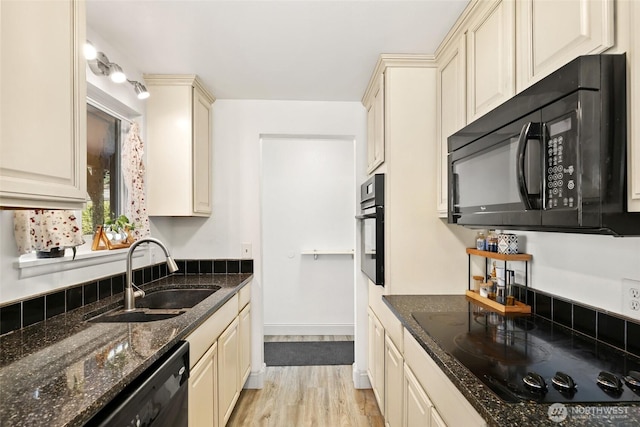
<box><xmin>132</xmin><ymin>282</ymin><xmax>145</xmax><ymax>299</ymax></box>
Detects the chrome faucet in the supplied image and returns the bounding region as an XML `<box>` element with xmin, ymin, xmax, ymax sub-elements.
<box><xmin>125</xmin><ymin>237</ymin><xmax>179</xmax><ymax>311</ymax></box>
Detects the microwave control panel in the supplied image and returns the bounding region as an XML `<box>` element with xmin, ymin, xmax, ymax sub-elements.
<box><xmin>545</xmin><ymin>116</ymin><xmax>577</xmax><ymax>210</ymax></box>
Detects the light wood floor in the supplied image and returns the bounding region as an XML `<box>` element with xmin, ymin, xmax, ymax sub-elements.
<box><xmin>227</xmin><ymin>336</ymin><xmax>382</xmax><ymax>427</ymax></box>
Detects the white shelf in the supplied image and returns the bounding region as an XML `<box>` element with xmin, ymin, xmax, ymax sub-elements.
<box><xmin>301</xmin><ymin>250</ymin><xmax>355</xmax><ymax>259</ymax></box>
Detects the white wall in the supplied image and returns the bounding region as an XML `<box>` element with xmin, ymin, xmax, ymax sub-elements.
<box><xmin>262</xmin><ymin>136</ymin><xmax>355</xmax><ymax>335</ymax></box>
<box><xmin>507</xmin><ymin>231</ymin><xmax>640</xmax><ymax>317</ymax></box>
<box><xmin>157</xmin><ymin>99</ymin><xmax>368</xmax><ymax>388</ymax></box>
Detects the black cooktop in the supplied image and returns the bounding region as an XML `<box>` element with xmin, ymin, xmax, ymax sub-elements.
<box><xmin>412</xmin><ymin>305</ymin><xmax>640</xmax><ymax>404</ymax></box>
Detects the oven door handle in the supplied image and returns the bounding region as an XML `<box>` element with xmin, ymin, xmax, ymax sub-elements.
<box><xmin>355</xmin><ymin>213</ymin><xmax>377</xmax><ymax>220</ymax></box>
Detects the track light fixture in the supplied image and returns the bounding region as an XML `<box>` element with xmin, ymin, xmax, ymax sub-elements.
<box><xmin>129</xmin><ymin>80</ymin><xmax>150</xmax><ymax>100</ymax></box>
<box><xmin>84</xmin><ymin>41</ymin><xmax>149</xmax><ymax>100</ymax></box>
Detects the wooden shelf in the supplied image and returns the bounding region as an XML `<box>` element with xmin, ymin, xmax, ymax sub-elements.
<box><xmin>465</xmin><ymin>290</ymin><xmax>532</xmax><ymax>314</ymax></box>
<box><xmin>466</xmin><ymin>248</ymin><xmax>532</xmax><ymax>261</ymax></box>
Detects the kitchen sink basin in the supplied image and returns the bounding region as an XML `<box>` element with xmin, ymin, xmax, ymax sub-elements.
<box><xmin>88</xmin><ymin>309</ymin><xmax>186</xmax><ymax>323</ymax></box>
<box><xmin>87</xmin><ymin>286</ymin><xmax>221</xmax><ymax>323</ymax></box>
<box><xmin>137</xmin><ymin>287</ymin><xmax>220</xmax><ymax>310</ymax></box>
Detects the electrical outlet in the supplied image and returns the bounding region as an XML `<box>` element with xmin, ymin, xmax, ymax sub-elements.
<box><xmin>622</xmin><ymin>279</ymin><xmax>640</xmax><ymax>320</ymax></box>
<box><xmin>241</xmin><ymin>243</ymin><xmax>252</xmax><ymax>259</ymax></box>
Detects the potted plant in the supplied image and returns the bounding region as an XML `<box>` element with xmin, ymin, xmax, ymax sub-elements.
<box><xmin>105</xmin><ymin>215</ymin><xmax>135</xmax><ymax>244</ymax></box>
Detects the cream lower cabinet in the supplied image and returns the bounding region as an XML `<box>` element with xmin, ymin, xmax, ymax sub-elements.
<box><xmin>368</xmin><ymin>308</ymin><xmax>386</xmax><ymax>415</ymax></box>
<box><xmin>239</xmin><ymin>304</ymin><xmax>252</xmax><ymax>386</ymax></box>
<box><xmin>186</xmin><ymin>283</ymin><xmax>252</xmax><ymax>427</ymax></box>
<box><xmin>144</xmin><ymin>75</ymin><xmax>215</xmax><ymax>216</ymax></box>
<box><xmin>189</xmin><ymin>342</ymin><xmax>218</xmax><ymax>427</ymax></box>
<box><xmin>218</xmin><ymin>317</ymin><xmax>240</xmax><ymax>427</ymax></box>
<box><xmin>0</xmin><ymin>0</ymin><xmax>87</xmax><ymax>209</ymax></box>
<box><xmin>430</xmin><ymin>408</ymin><xmax>448</xmax><ymax>427</ymax></box>
<box><xmin>403</xmin><ymin>329</ymin><xmax>485</xmax><ymax>427</ymax></box>
<box><xmin>384</xmin><ymin>335</ymin><xmax>404</xmax><ymax>427</ymax></box>
<box><xmin>403</xmin><ymin>364</ymin><xmax>432</xmax><ymax>427</ymax></box>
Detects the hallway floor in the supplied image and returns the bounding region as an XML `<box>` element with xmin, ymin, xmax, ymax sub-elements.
<box><xmin>227</xmin><ymin>335</ymin><xmax>383</xmax><ymax>427</ymax></box>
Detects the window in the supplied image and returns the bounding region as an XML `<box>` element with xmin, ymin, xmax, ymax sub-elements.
<box><xmin>83</xmin><ymin>103</ymin><xmax>124</xmax><ymax>236</ymax></box>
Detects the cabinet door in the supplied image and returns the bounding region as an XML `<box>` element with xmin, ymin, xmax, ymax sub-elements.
<box><xmin>436</xmin><ymin>35</ymin><xmax>466</xmax><ymax>216</ymax></box>
<box><xmin>367</xmin><ymin>308</ymin><xmax>385</xmax><ymax>415</ymax></box>
<box><xmin>466</xmin><ymin>0</ymin><xmax>515</xmax><ymax>123</ymax></box>
<box><xmin>145</xmin><ymin>75</ymin><xmax>214</xmax><ymax>217</ymax></box>
<box><xmin>189</xmin><ymin>342</ymin><xmax>218</xmax><ymax>427</ymax></box>
<box><xmin>403</xmin><ymin>365</ymin><xmax>432</xmax><ymax>427</ymax></box>
<box><xmin>516</xmin><ymin>0</ymin><xmax>614</xmax><ymax>91</ymax></box>
<box><xmin>218</xmin><ymin>317</ymin><xmax>240</xmax><ymax>427</ymax></box>
<box><xmin>430</xmin><ymin>407</ymin><xmax>448</xmax><ymax>427</ymax></box>
<box><xmin>192</xmin><ymin>87</ymin><xmax>212</xmax><ymax>215</ymax></box>
<box><xmin>0</xmin><ymin>0</ymin><xmax>86</xmax><ymax>209</ymax></box>
<box><xmin>367</xmin><ymin>74</ymin><xmax>385</xmax><ymax>173</ymax></box>
<box><xmin>384</xmin><ymin>335</ymin><xmax>403</xmax><ymax>427</ymax></box>
<box><xmin>239</xmin><ymin>303</ymin><xmax>251</xmax><ymax>386</ymax></box>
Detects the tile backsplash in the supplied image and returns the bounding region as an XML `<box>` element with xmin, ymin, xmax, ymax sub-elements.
<box><xmin>0</xmin><ymin>258</ymin><xmax>253</xmax><ymax>336</ymax></box>
<box><xmin>513</xmin><ymin>285</ymin><xmax>640</xmax><ymax>358</ymax></box>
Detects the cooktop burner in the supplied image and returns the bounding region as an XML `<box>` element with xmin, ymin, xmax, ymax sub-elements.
<box><xmin>412</xmin><ymin>306</ymin><xmax>640</xmax><ymax>404</ymax></box>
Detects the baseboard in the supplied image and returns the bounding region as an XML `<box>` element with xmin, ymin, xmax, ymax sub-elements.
<box><xmin>243</xmin><ymin>363</ymin><xmax>266</xmax><ymax>389</ymax></box>
<box><xmin>352</xmin><ymin>365</ymin><xmax>372</xmax><ymax>389</ymax></box>
<box><xmin>263</xmin><ymin>323</ymin><xmax>354</xmax><ymax>336</ymax></box>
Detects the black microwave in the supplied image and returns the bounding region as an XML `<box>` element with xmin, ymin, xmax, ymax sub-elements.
<box><xmin>448</xmin><ymin>54</ymin><xmax>640</xmax><ymax>236</ymax></box>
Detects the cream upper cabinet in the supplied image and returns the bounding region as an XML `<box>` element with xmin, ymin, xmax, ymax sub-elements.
<box><xmin>627</xmin><ymin>1</ymin><xmax>640</xmax><ymax>212</ymax></box>
<box><xmin>144</xmin><ymin>75</ymin><xmax>215</xmax><ymax>217</ymax></box>
<box><xmin>0</xmin><ymin>0</ymin><xmax>87</xmax><ymax>209</ymax></box>
<box><xmin>516</xmin><ymin>0</ymin><xmax>614</xmax><ymax>92</ymax></box>
<box><xmin>436</xmin><ymin>35</ymin><xmax>466</xmax><ymax>217</ymax></box>
<box><xmin>466</xmin><ymin>0</ymin><xmax>515</xmax><ymax>123</ymax></box>
<box><xmin>364</xmin><ymin>72</ymin><xmax>385</xmax><ymax>174</ymax></box>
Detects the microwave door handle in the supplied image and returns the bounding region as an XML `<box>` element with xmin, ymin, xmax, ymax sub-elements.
<box><xmin>516</xmin><ymin>122</ymin><xmax>541</xmax><ymax>210</ymax></box>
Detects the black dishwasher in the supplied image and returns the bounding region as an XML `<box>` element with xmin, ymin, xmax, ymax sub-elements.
<box><xmin>87</xmin><ymin>341</ymin><xmax>189</xmax><ymax>427</ymax></box>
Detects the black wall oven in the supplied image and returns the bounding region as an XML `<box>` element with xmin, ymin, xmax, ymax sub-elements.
<box><xmin>357</xmin><ymin>174</ymin><xmax>384</xmax><ymax>286</ymax></box>
<box><xmin>448</xmin><ymin>54</ymin><xmax>640</xmax><ymax>236</ymax></box>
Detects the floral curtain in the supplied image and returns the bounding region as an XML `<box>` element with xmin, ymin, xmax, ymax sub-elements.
<box><xmin>122</xmin><ymin>121</ymin><xmax>150</xmax><ymax>240</ymax></box>
<box><xmin>14</xmin><ymin>210</ymin><xmax>84</xmax><ymax>255</ymax></box>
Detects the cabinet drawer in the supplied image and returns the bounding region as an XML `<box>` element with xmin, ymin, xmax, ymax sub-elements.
<box><xmin>186</xmin><ymin>294</ymin><xmax>238</xmax><ymax>368</ymax></box>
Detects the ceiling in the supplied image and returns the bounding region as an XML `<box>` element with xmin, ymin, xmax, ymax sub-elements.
<box><xmin>87</xmin><ymin>0</ymin><xmax>469</xmax><ymax>102</ymax></box>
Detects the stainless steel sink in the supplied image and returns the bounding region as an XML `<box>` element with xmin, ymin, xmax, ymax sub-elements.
<box><xmin>87</xmin><ymin>286</ymin><xmax>221</xmax><ymax>323</ymax></box>
<box><xmin>88</xmin><ymin>309</ymin><xmax>186</xmax><ymax>323</ymax></box>
<box><xmin>137</xmin><ymin>287</ymin><xmax>220</xmax><ymax>309</ymax></box>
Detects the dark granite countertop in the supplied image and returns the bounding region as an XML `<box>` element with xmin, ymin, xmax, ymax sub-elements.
<box><xmin>383</xmin><ymin>295</ymin><xmax>640</xmax><ymax>427</ymax></box>
<box><xmin>0</xmin><ymin>273</ymin><xmax>252</xmax><ymax>427</ymax></box>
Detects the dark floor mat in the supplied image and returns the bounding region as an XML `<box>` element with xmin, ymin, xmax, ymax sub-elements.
<box><xmin>264</xmin><ymin>341</ymin><xmax>354</xmax><ymax>366</ymax></box>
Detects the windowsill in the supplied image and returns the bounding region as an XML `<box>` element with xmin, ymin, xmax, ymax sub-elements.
<box><xmin>16</xmin><ymin>242</ymin><xmax>147</xmax><ymax>279</ymax></box>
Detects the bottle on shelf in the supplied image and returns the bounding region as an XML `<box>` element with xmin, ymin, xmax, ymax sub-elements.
<box><xmin>487</xmin><ymin>229</ymin><xmax>498</xmax><ymax>252</ymax></box>
<box><xmin>475</xmin><ymin>231</ymin><xmax>486</xmax><ymax>250</ymax></box>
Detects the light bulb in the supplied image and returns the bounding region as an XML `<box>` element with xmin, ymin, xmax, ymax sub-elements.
<box><xmin>83</xmin><ymin>41</ymin><xmax>97</xmax><ymax>60</ymax></box>
<box><xmin>109</xmin><ymin>64</ymin><xmax>126</xmax><ymax>83</ymax></box>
